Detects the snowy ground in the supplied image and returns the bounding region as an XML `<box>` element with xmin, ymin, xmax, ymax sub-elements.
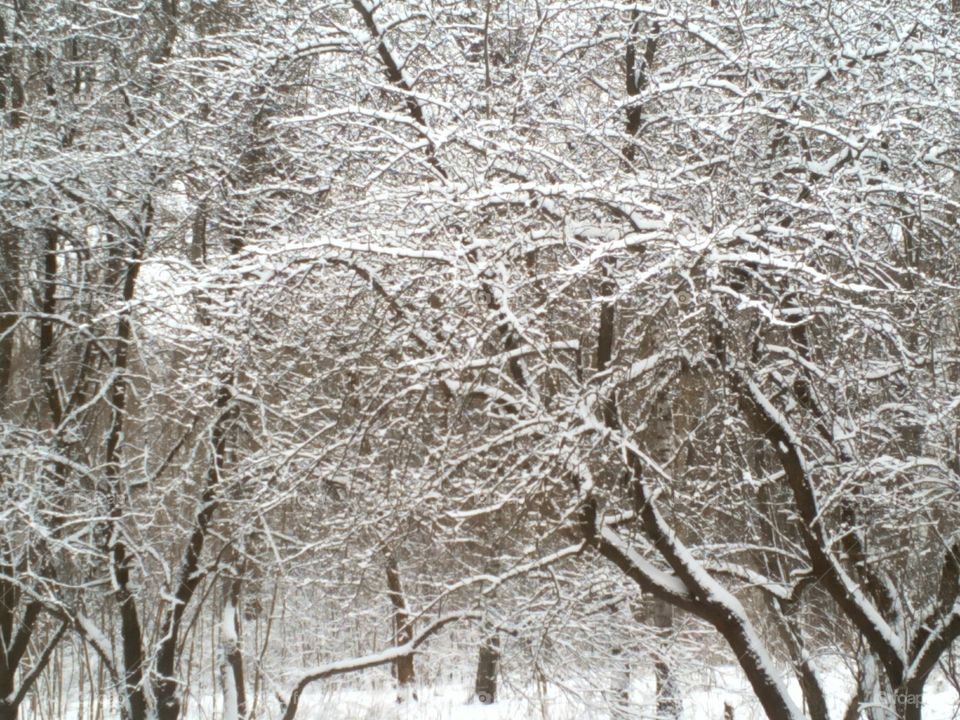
<box><xmin>28</xmin><ymin>664</ymin><xmax>960</xmax><ymax>719</ymax></box>
<box><xmin>282</xmin><ymin>674</ymin><xmax>959</xmax><ymax>720</ymax></box>
<box><xmin>169</xmin><ymin>666</ymin><xmax>958</xmax><ymax>720</ymax></box>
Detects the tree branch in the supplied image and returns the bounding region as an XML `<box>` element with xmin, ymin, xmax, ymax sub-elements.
<box><xmin>280</xmin><ymin>611</ymin><xmax>480</xmax><ymax>720</ymax></box>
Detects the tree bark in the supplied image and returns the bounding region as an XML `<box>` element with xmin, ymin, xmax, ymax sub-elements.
<box><xmin>893</xmin><ymin>679</ymin><xmax>924</xmax><ymax>720</ymax></box>
<box><xmin>385</xmin><ymin>551</ymin><xmax>417</xmax><ymax>699</ymax></box>
<box><xmin>473</xmin><ymin>631</ymin><xmax>500</xmax><ymax>704</ymax></box>
<box><xmin>622</xmin><ymin>10</ymin><xmax>658</xmax><ymax>164</ymax></box>
<box><xmin>0</xmin><ymin>233</ymin><xmax>19</xmax><ymax>400</ymax></box>
<box><xmin>473</xmin><ymin>558</ymin><xmax>502</xmax><ymax>705</ymax></box>
<box><xmin>220</xmin><ymin>573</ymin><xmax>247</xmax><ymax>720</ymax></box>
<box><xmin>0</xmin><ymin>232</ymin><xmax>22</xmax><ymax>720</ymax></box>
<box><xmin>101</xmin><ymin>233</ymin><xmax>149</xmax><ymax>720</ymax></box>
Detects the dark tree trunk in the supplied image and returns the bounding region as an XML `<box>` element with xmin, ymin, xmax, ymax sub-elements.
<box><xmin>709</xmin><ymin>608</ymin><xmax>801</xmax><ymax>720</ymax></box>
<box><xmin>847</xmin><ymin>664</ymin><xmax>927</xmax><ymax>720</ymax></box>
<box><xmin>621</xmin><ymin>11</ymin><xmax>659</xmax><ymax>164</ymax></box>
<box><xmin>385</xmin><ymin>552</ymin><xmax>416</xmax><ymax>698</ymax></box>
<box><xmin>0</xmin><ymin>233</ymin><xmax>20</xmax><ymax>399</ymax></box>
<box><xmin>190</xmin><ymin>209</ymin><xmax>206</xmax><ymax>265</ymax></box>
<box><xmin>585</xmin><ymin>468</ymin><xmax>807</xmax><ymax>720</ymax></box>
<box><xmin>117</xmin><ymin>574</ymin><xmax>148</xmax><ymax>720</ymax></box>
<box><xmin>101</xmin><ymin>233</ymin><xmax>149</xmax><ymax>720</ymax></box>
<box><xmin>0</xmin><ymin>14</ymin><xmax>25</xmax><ymax>129</ymax></box>
<box><xmin>894</xmin><ymin>679</ymin><xmax>924</xmax><ymax>720</ymax></box>
<box><xmin>0</xmin><ymin>492</ymin><xmax>21</xmax><ymax>720</ymax></box>
<box><xmin>794</xmin><ymin>652</ymin><xmax>829</xmax><ymax>720</ymax></box>
<box><xmin>0</xmin><ymin>679</ymin><xmax>15</xmax><ymax>720</ymax></box>
<box><xmin>755</xmin><ymin>481</ymin><xmax>829</xmax><ymax>720</ymax></box>
<box><xmin>221</xmin><ymin>571</ymin><xmax>247</xmax><ymax>720</ymax></box>
<box><xmin>0</xmin><ymin>233</ymin><xmax>70</xmax><ymax>719</ymax></box>
<box><xmin>153</xmin><ymin>200</ymin><xmax>238</xmax><ymax>720</ymax></box>
<box><xmin>349</xmin><ymin>0</ymin><xmax>446</xmax><ymax>179</ymax></box>
<box><xmin>473</xmin><ymin>630</ymin><xmax>500</xmax><ymax>704</ymax></box>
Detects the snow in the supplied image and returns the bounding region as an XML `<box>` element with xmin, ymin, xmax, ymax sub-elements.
<box><xmin>597</xmin><ymin>525</ymin><xmax>690</xmax><ymax>599</ymax></box>
<box><xmin>76</xmin><ymin>614</ymin><xmax>114</xmax><ymax>669</ymax></box>
<box><xmin>36</xmin><ymin>665</ymin><xmax>959</xmax><ymax>720</ymax></box>
<box><xmin>221</xmin><ymin>601</ymin><xmax>238</xmax><ymax>645</ymax></box>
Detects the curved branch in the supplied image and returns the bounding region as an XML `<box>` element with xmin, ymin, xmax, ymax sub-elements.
<box><xmin>280</xmin><ymin>611</ymin><xmax>480</xmax><ymax>720</ymax></box>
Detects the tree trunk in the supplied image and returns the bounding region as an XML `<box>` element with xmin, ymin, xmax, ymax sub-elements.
<box><xmin>652</xmin><ymin>598</ymin><xmax>679</xmax><ymax>719</ymax></box>
<box><xmin>647</xmin><ymin>391</ymin><xmax>679</xmax><ymax>720</ymax></box>
<box><xmin>0</xmin><ymin>233</ymin><xmax>20</xmax><ymax>399</ymax></box>
<box><xmin>385</xmin><ymin>551</ymin><xmax>416</xmax><ymax>700</ymax></box>
<box><xmin>0</xmin><ymin>592</ymin><xmax>18</xmax><ymax>720</ymax></box>
<box><xmin>220</xmin><ymin>574</ymin><xmax>246</xmax><ymax>720</ymax></box>
<box><xmin>473</xmin><ymin>557</ymin><xmax>502</xmax><ymax>705</ymax></box>
<box><xmin>473</xmin><ymin>630</ymin><xmax>500</xmax><ymax>704</ymax></box>
<box><xmin>857</xmin><ymin>652</ymin><xmax>889</xmax><ymax>720</ymax></box>
<box><xmin>894</xmin><ymin>680</ymin><xmax>924</xmax><ymax>720</ymax></box>
<box><xmin>100</xmin><ymin>232</ymin><xmax>149</xmax><ymax>720</ymax></box>
<box><xmin>856</xmin><ymin>659</ymin><xmax>927</xmax><ymax>720</ymax></box>
<box><xmin>0</xmin><ymin>684</ymin><xmax>16</xmax><ymax>720</ymax></box>
<box><xmin>117</xmin><ymin>563</ymin><xmax>148</xmax><ymax>720</ymax></box>
<box><xmin>609</xmin><ymin>643</ymin><xmax>631</xmax><ymax>719</ymax></box>
<box><xmin>0</xmin><ymin>236</ymin><xmax>20</xmax><ymax>720</ymax></box>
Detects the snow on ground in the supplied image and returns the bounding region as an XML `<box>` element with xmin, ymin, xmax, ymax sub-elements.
<box><xmin>30</xmin><ymin>664</ymin><xmax>960</xmax><ymax>719</ymax></box>
<box><xmin>173</xmin><ymin>666</ymin><xmax>958</xmax><ymax>720</ymax></box>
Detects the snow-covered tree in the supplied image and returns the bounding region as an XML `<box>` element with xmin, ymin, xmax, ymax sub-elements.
<box><xmin>3</xmin><ymin>1</ymin><xmax>958</xmax><ymax>719</ymax></box>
